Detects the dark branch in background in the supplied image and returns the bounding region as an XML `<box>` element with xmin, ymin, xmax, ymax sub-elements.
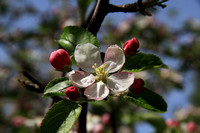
<box><xmin>81</xmin><ymin>0</ymin><xmax>97</xmax><ymax>28</ymax></box>
<box><xmin>22</xmin><ymin>71</ymin><xmax>45</xmax><ymax>91</ymax></box>
<box><xmin>87</xmin><ymin>0</ymin><xmax>167</xmax><ymax>35</ymax></box>
<box><xmin>108</xmin><ymin>0</ymin><xmax>167</xmax><ymax>14</ymax></box>
<box><xmin>18</xmin><ymin>71</ymin><xmax>62</xmax><ymax>102</ymax></box>
<box><xmin>78</xmin><ymin>103</ymin><xmax>88</xmax><ymax>133</ymax></box>
<box><xmin>87</xmin><ymin>0</ymin><xmax>109</xmax><ymax>35</ymax></box>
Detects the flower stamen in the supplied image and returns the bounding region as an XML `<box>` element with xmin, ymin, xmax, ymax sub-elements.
<box><xmin>93</xmin><ymin>64</ymin><xmax>108</xmax><ymax>82</ymax></box>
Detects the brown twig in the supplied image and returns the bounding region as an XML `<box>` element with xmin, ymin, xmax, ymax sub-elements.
<box><xmin>19</xmin><ymin>71</ymin><xmax>63</xmax><ymax>102</ymax></box>
<box><xmin>81</xmin><ymin>0</ymin><xmax>98</xmax><ymax>28</ymax></box>
<box><xmin>87</xmin><ymin>0</ymin><xmax>167</xmax><ymax>35</ymax></box>
<box><xmin>87</xmin><ymin>0</ymin><xmax>109</xmax><ymax>35</ymax></box>
<box><xmin>77</xmin><ymin>102</ymin><xmax>88</xmax><ymax>133</ymax></box>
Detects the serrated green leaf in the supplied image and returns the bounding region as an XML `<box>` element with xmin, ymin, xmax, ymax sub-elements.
<box><xmin>123</xmin><ymin>52</ymin><xmax>168</xmax><ymax>72</ymax></box>
<box><xmin>123</xmin><ymin>89</ymin><xmax>167</xmax><ymax>113</ymax></box>
<box><xmin>77</xmin><ymin>0</ymin><xmax>93</xmax><ymax>22</ymax></box>
<box><xmin>40</xmin><ymin>100</ymin><xmax>82</xmax><ymax>133</ymax></box>
<box><xmin>58</xmin><ymin>26</ymin><xmax>100</xmax><ymax>63</ymax></box>
<box><xmin>44</xmin><ymin>77</ymin><xmax>71</xmax><ymax>97</ymax></box>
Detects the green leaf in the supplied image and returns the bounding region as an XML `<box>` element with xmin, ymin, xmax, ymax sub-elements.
<box><xmin>43</xmin><ymin>77</ymin><xmax>71</xmax><ymax>97</ymax></box>
<box><xmin>77</xmin><ymin>0</ymin><xmax>93</xmax><ymax>22</ymax></box>
<box><xmin>123</xmin><ymin>89</ymin><xmax>167</xmax><ymax>113</ymax></box>
<box><xmin>123</xmin><ymin>52</ymin><xmax>168</xmax><ymax>72</ymax></box>
<box><xmin>40</xmin><ymin>100</ymin><xmax>82</xmax><ymax>133</ymax></box>
<box><xmin>58</xmin><ymin>26</ymin><xmax>100</xmax><ymax>59</ymax></box>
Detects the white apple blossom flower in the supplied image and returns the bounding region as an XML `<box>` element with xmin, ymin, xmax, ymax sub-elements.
<box><xmin>67</xmin><ymin>43</ymin><xmax>134</xmax><ymax>100</ymax></box>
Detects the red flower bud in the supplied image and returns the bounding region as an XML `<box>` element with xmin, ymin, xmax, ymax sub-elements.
<box><xmin>49</xmin><ymin>49</ymin><xmax>71</xmax><ymax>71</ymax></box>
<box><xmin>101</xmin><ymin>113</ymin><xmax>111</xmax><ymax>125</ymax></box>
<box><xmin>92</xmin><ymin>123</ymin><xmax>104</xmax><ymax>133</ymax></box>
<box><xmin>187</xmin><ymin>121</ymin><xmax>196</xmax><ymax>132</ymax></box>
<box><xmin>65</xmin><ymin>86</ymin><xmax>80</xmax><ymax>101</ymax></box>
<box><xmin>165</xmin><ymin>119</ymin><xmax>179</xmax><ymax>128</ymax></box>
<box><xmin>131</xmin><ymin>78</ymin><xmax>145</xmax><ymax>94</ymax></box>
<box><xmin>123</xmin><ymin>37</ymin><xmax>139</xmax><ymax>55</ymax></box>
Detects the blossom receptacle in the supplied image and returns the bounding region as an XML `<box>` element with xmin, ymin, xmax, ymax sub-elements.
<box><xmin>131</xmin><ymin>78</ymin><xmax>145</xmax><ymax>94</ymax></box>
<box><xmin>49</xmin><ymin>49</ymin><xmax>71</xmax><ymax>71</ymax></box>
<box><xmin>123</xmin><ymin>37</ymin><xmax>139</xmax><ymax>55</ymax></box>
<box><xmin>65</xmin><ymin>86</ymin><xmax>80</xmax><ymax>101</ymax></box>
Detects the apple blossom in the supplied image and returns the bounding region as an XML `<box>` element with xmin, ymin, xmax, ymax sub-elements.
<box><xmin>67</xmin><ymin>43</ymin><xmax>134</xmax><ymax>100</ymax></box>
<box><xmin>123</xmin><ymin>37</ymin><xmax>139</xmax><ymax>55</ymax></box>
<box><xmin>49</xmin><ymin>49</ymin><xmax>71</xmax><ymax>71</ymax></box>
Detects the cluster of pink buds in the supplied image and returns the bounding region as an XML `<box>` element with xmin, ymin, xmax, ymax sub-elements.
<box><xmin>131</xmin><ymin>78</ymin><xmax>146</xmax><ymax>94</ymax></box>
<box><xmin>49</xmin><ymin>49</ymin><xmax>71</xmax><ymax>71</ymax></box>
<box><xmin>123</xmin><ymin>37</ymin><xmax>140</xmax><ymax>56</ymax></box>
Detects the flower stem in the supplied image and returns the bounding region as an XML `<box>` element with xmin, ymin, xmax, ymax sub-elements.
<box><xmin>78</xmin><ymin>102</ymin><xmax>88</xmax><ymax>133</ymax></box>
<box><xmin>111</xmin><ymin>112</ymin><xmax>117</xmax><ymax>133</ymax></box>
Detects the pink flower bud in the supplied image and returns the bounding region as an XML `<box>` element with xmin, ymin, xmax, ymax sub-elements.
<box><xmin>187</xmin><ymin>121</ymin><xmax>196</xmax><ymax>132</ymax></box>
<box><xmin>11</xmin><ymin>116</ymin><xmax>26</xmax><ymax>127</ymax></box>
<box><xmin>65</xmin><ymin>86</ymin><xmax>80</xmax><ymax>101</ymax></box>
<box><xmin>131</xmin><ymin>78</ymin><xmax>145</xmax><ymax>94</ymax></box>
<box><xmin>49</xmin><ymin>49</ymin><xmax>71</xmax><ymax>71</ymax></box>
<box><xmin>166</xmin><ymin>119</ymin><xmax>179</xmax><ymax>128</ymax></box>
<box><xmin>92</xmin><ymin>124</ymin><xmax>104</xmax><ymax>133</ymax></box>
<box><xmin>101</xmin><ymin>113</ymin><xmax>111</xmax><ymax>125</ymax></box>
<box><xmin>123</xmin><ymin>37</ymin><xmax>139</xmax><ymax>55</ymax></box>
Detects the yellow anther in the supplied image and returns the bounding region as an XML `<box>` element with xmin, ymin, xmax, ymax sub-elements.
<box><xmin>93</xmin><ymin>64</ymin><xmax>108</xmax><ymax>82</ymax></box>
<box><xmin>92</xmin><ymin>63</ymin><xmax>97</xmax><ymax>69</ymax></box>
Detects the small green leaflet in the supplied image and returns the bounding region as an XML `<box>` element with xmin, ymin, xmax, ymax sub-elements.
<box><xmin>123</xmin><ymin>89</ymin><xmax>167</xmax><ymax>113</ymax></box>
<box><xmin>43</xmin><ymin>77</ymin><xmax>71</xmax><ymax>97</ymax></box>
<box><xmin>40</xmin><ymin>100</ymin><xmax>82</xmax><ymax>133</ymax></box>
<box><xmin>123</xmin><ymin>52</ymin><xmax>168</xmax><ymax>72</ymax></box>
<box><xmin>58</xmin><ymin>26</ymin><xmax>100</xmax><ymax>56</ymax></box>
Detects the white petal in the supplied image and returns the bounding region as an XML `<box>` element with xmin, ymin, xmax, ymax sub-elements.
<box><xmin>74</xmin><ymin>43</ymin><xmax>102</xmax><ymax>73</ymax></box>
<box><xmin>67</xmin><ymin>70</ymin><xmax>95</xmax><ymax>88</ymax></box>
<box><xmin>104</xmin><ymin>45</ymin><xmax>125</xmax><ymax>73</ymax></box>
<box><xmin>84</xmin><ymin>81</ymin><xmax>109</xmax><ymax>100</ymax></box>
<box><xmin>107</xmin><ymin>72</ymin><xmax>134</xmax><ymax>93</ymax></box>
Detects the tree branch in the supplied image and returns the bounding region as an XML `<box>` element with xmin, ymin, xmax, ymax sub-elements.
<box><xmin>22</xmin><ymin>71</ymin><xmax>45</xmax><ymax>91</ymax></box>
<box><xmin>77</xmin><ymin>102</ymin><xmax>88</xmax><ymax>133</ymax></box>
<box><xmin>87</xmin><ymin>0</ymin><xmax>109</xmax><ymax>35</ymax></box>
<box><xmin>18</xmin><ymin>71</ymin><xmax>63</xmax><ymax>102</ymax></box>
<box><xmin>81</xmin><ymin>0</ymin><xmax>97</xmax><ymax>28</ymax></box>
<box><xmin>108</xmin><ymin>0</ymin><xmax>167</xmax><ymax>15</ymax></box>
<box><xmin>87</xmin><ymin>0</ymin><xmax>167</xmax><ymax>35</ymax></box>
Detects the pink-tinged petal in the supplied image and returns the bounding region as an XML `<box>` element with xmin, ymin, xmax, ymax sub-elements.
<box><xmin>67</xmin><ymin>70</ymin><xmax>95</xmax><ymax>88</ymax></box>
<box><xmin>84</xmin><ymin>81</ymin><xmax>109</xmax><ymax>100</ymax></box>
<box><xmin>107</xmin><ymin>72</ymin><xmax>134</xmax><ymax>93</ymax></box>
<box><xmin>74</xmin><ymin>43</ymin><xmax>102</xmax><ymax>73</ymax></box>
<box><xmin>104</xmin><ymin>45</ymin><xmax>125</xmax><ymax>73</ymax></box>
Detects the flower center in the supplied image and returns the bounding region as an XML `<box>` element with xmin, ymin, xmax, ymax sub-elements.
<box><xmin>92</xmin><ymin>63</ymin><xmax>108</xmax><ymax>82</ymax></box>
